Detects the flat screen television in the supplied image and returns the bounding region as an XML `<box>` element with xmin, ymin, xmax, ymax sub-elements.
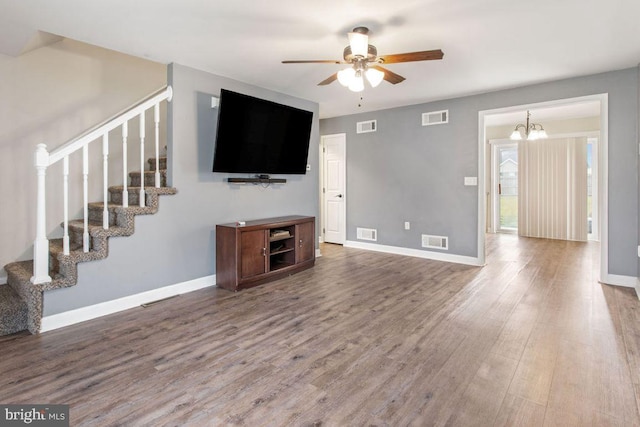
<box><xmin>212</xmin><ymin>89</ymin><xmax>313</xmax><ymax>175</ymax></box>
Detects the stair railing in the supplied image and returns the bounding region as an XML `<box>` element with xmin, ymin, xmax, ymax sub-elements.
<box><xmin>31</xmin><ymin>86</ymin><xmax>173</xmax><ymax>284</ymax></box>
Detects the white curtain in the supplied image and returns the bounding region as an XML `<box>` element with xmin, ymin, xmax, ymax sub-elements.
<box><xmin>518</xmin><ymin>137</ymin><xmax>588</xmax><ymax>241</ymax></box>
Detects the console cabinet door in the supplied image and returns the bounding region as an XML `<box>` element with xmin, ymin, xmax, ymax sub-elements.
<box><xmin>240</xmin><ymin>230</ymin><xmax>267</xmax><ymax>278</ymax></box>
<box><xmin>295</xmin><ymin>221</ymin><xmax>315</xmax><ymax>263</ymax></box>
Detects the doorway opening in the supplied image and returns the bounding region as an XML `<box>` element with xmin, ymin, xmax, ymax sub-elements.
<box><xmin>478</xmin><ymin>94</ymin><xmax>608</xmax><ymax>282</ymax></box>
<box><xmin>319</xmin><ymin>133</ymin><xmax>346</xmax><ymax>245</ymax></box>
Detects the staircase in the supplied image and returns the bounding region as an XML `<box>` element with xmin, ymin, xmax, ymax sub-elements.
<box><xmin>1</xmin><ymin>157</ymin><xmax>176</xmax><ymax>335</ymax></box>
<box><xmin>0</xmin><ymin>86</ymin><xmax>175</xmax><ymax>336</ymax></box>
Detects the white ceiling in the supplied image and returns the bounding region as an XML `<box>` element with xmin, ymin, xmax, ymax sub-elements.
<box><xmin>2</xmin><ymin>0</ymin><xmax>639</xmax><ymax>119</ymax></box>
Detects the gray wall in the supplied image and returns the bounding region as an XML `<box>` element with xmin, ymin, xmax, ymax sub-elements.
<box><xmin>43</xmin><ymin>63</ymin><xmax>319</xmax><ymax>315</ymax></box>
<box><xmin>320</xmin><ymin>67</ymin><xmax>639</xmax><ymax>276</ymax></box>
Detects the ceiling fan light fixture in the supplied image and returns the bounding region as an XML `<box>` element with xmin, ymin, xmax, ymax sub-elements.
<box><xmin>282</xmin><ymin>26</ymin><xmax>444</xmax><ymax>92</ymax></box>
<box><xmin>337</xmin><ymin>67</ymin><xmax>355</xmax><ymax>86</ymax></box>
<box><xmin>365</xmin><ymin>68</ymin><xmax>384</xmax><ymax>87</ymax></box>
<box><xmin>348</xmin><ymin>31</ymin><xmax>369</xmax><ymax>58</ymax></box>
<box><xmin>348</xmin><ymin>73</ymin><xmax>364</xmax><ymax>92</ymax></box>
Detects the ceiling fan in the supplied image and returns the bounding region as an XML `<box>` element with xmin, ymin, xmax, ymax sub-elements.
<box><xmin>282</xmin><ymin>26</ymin><xmax>444</xmax><ymax>92</ymax></box>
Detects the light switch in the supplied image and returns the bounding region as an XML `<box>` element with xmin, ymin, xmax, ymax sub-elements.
<box><xmin>464</xmin><ymin>177</ymin><xmax>478</xmax><ymax>186</ymax></box>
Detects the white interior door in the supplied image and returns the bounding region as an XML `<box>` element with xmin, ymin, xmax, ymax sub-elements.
<box><xmin>321</xmin><ymin>133</ymin><xmax>346</xmax><ymax>244</ymax></box>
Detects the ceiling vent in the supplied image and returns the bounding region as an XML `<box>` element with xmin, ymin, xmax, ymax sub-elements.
<box><xmin>422</xmin><ymin>234</ymin><xmax>448</xmax><ymax>250</ymax></box>
<box><xmin>356</xmin><ymin>120</ymin><xmax>377</xmax><ymax>134</ymax></box>
<box><xmin>422</xmin><ymin>110</ymin><xmax>448</xmax><ymax>126</ymax></box>
<box><xmin>356</xmin><ymin>227</ymin><xmax>377</xmax><ymax>241</ymax></box>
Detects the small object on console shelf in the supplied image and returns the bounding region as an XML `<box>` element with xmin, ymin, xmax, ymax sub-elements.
<box><xmin>270</xmin><ymin>229</ymin><xmax>291</xmax><ymax>239</ymax></box>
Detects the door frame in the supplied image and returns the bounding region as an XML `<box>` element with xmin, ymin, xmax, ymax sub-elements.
<box><xmin>478</xmin><ymin>93</ymin><xmax>608</xmax><ymax>283</ymax></box>
<box><xmin>320</xmin><ymin>133</ymin><xmax>347</xmax><ymax>244</ymax></box>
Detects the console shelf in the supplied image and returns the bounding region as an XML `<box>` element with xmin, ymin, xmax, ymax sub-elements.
<box><xmin>216</xmin><ymin>215</ymin><xmax>315</xmax><ymax>291</ymax></box>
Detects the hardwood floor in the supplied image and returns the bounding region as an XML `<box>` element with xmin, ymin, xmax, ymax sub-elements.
<box><xmin>1</xmin><ymin>234</ymin><xmax>639</xmax><ymax>426</ymax></box>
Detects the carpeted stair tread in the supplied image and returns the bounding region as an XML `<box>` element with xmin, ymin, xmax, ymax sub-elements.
<box><xmin>87</xmin><ymin>202</ymin><xmax>136</xmax><ymax>223</ymax></box>
<box><xmin>67</xmin><ymin>219</ymin><xmax>129</xmax><ymax>235</ymax></box>
<box><xmin>88</xmin><ymin>201</ymin><xmax>132</xmax><ymax>209</ymax></box>
<box><xmin>129</xmin><ymin>170</ymin><xmax>167</xmax><ymax>187</ymax></box>
<box><xmin>48</xmin><ymin>238</ymin><xmax>109</xmax><ymax>272</ymax></box>
<box><xmin>108</xmin><ymin>185</ymin><xmax>174</xmax><ymax>206</ymax></box>
<box><xmin>88</xmin><ymin>187</ymin><xmax>176</xmax><ymax>226</ymax></box>
<box><xmin>147</xmin><ymin>157</ymin><xmax>167</xmax><ymax>169</ymax></box>
<box><xmin>49</xmin><ymin>238</ymin><xmax>82</xmax><ymax>254</ymax></box>
<box><xmin>108</xmin><ymin>185</ymin><xmax>176</xmax><ymax>194</ymax></box>
<box><xmin>0</xmin><ymin>285</ymin><xmax>28</xmax><ymax>335</ymax></box>
<box><xmin>5</xmin><ymin>260</ymin><xmax>34</xmax><ymax>280</ymax></box>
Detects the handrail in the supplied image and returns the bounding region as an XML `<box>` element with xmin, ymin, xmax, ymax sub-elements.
<box><xmin>48</xmin><ymin>86</ymin><xmax>173</xmax><ymax>165</ymax></box>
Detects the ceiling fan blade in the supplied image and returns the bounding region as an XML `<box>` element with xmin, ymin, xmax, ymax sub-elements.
<box><xmin>371</xmin><ymin>65</ymin><xmax>405</xmax><ymax>84</ymax></box>
<box><xmin>318</xmin><ymin>73</ymin><xmax>338</xmax><ymax>86</ymax></box>
<box><xmin>282</xmin><ymin>60</ymin><xmax>343</xmax><ymax>64</ymax></box>
<box><xmin>378</xmin><ymin>49</ymin><xmax>444</xmax><ymax>64</ymax></box>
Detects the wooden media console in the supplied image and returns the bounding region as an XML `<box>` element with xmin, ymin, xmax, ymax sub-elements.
<box><xmin>215</xmin><ymin>215</ymin><xmax>315</xmax><ymax>291</ymax></box>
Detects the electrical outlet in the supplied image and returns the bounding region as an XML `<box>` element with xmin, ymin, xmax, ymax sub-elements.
<box><xmin>404</xmin><ymin>222</ymin><xmax>410</xmax><ymax>230</ymax></box>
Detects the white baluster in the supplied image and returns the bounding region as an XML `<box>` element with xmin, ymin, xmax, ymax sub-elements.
<box><xmin>122</xmin><ymin>122</ymin><xmax>128</xmax><ymax>208</ymax></box>
<box><xmin>31</xmin><ymin>144</ymin><xmax>52</xmax><ymax>284</ymax></box>
<box><xmin>139</xmin><ymin>111</ymin><xmax>145</xmax><ymax>207</ymax></box>
<box><xmin>154</xmin><ymin>103</ymin><xmax>160</xmax><ymax>188</ymax></box>
<box><xmin>102</xmin><ymin>134</ymin><xmax>109</xmax><ymax>230</ymax></box>
<box><xmin>62</xmin><ymin>156</ymin><xmax>70</xmax><ymax>255</ymax></box>
<box><xmin>82</xmin><ymin>145</ymin><xmax>89</xmax><ymax>253</ymax></box>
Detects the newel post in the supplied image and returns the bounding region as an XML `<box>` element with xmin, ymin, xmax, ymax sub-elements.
<box><xmin>31</xmin><ymin>143</ymin><xmax>52</xmax><ymax>284</ymax></box>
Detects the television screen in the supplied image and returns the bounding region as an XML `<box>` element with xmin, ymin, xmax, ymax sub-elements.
<box><xmin>212</xmin><ymin>89</ymin><xmax>313</xmax><ymax>174</ymax></box>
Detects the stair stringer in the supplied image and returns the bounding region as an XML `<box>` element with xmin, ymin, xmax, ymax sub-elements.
<box><xmin>4</xmin><ymin>186</ymin><xmax>177</xmax><ymax>334</ymax></box>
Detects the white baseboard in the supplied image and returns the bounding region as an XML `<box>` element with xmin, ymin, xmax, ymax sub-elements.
<box><xmin>41</xmin><ymin>275</ymin><xmax>216</xmax><ymax>332</ymax></box>
<box><xmin>636</xmin><ymin>279</ymin><xmax>640</xmax><ymax>300</ymax></box>
<box><xmin>344</xmin><ymin>240</ymin><xmax>483</xmax><ymax>266</ymax></box>
<box><xmin>600</xmin><ymin>273</ymin><xmax>637</xmax><ymax>289</ymax></box>
<box><xmin>315</xmin><ymin>248</ymin><xmax>322</xmax><ymax>258</ymax></box>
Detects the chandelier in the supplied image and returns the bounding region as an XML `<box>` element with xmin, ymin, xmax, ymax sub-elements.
<box><xmin>509</xmin><ymin>110</ymin><xmax>548</xmax><ymax>141</ymax></box>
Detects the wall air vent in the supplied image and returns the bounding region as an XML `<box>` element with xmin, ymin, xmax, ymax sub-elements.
<box><xmin>422</xmin><ymin>234</ymin><xmax>448</xmax><ymax>250</ymax></box>
<box><xmin>356</xmin><ymin>227</ymin><xmax>377</xmax><ymax>241</ymax></box>
<box><xmin>356</xmin><ymin>120</ymin><xmax>377</xmax><ymax>134</ymax></box>
<box><xmin>422</xmin><ymin>110</ymin><xmax>448</xmax><ymax>126</ymax></box>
